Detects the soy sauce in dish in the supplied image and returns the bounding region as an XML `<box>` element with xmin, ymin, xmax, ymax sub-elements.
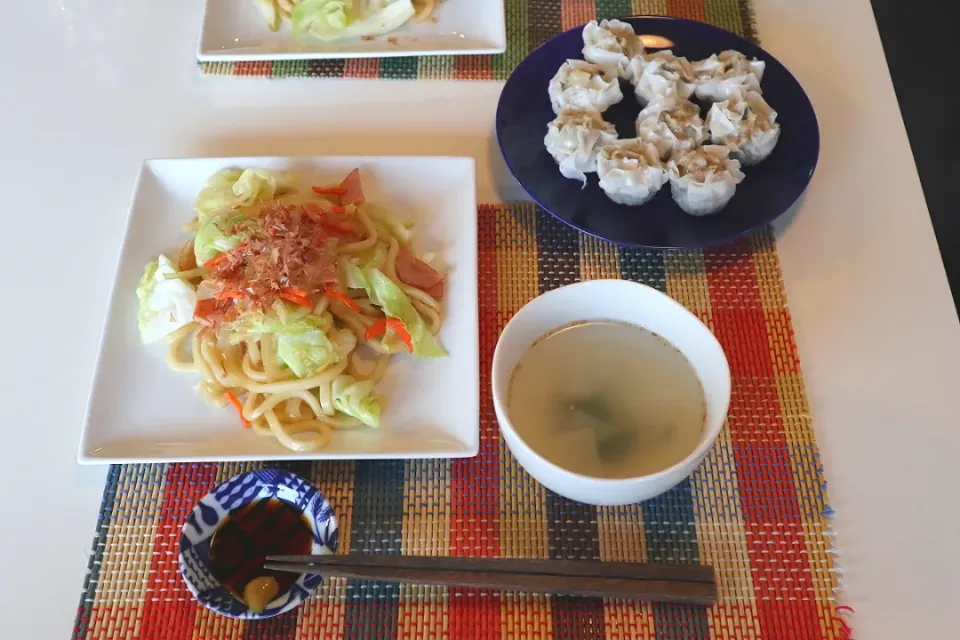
<box><xmin>209</xmin><ymin>498</ymin><xmax>313</xmax><ymax>612</ymax></box>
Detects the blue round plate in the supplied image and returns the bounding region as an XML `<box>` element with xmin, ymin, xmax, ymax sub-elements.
<box><xmin>178</xmin><ymin>469</ymin><xmax>338</xmax><ymax>620</ymax></box>
<box><xmin>495</xmin><ymin>17</ymin><xmax>819</xmax><ymax>249</ymax></box>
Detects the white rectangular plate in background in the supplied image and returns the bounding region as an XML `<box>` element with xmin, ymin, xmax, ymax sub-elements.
<box><xmin>80</xmin><ymin>156</ymin><xmax>479</xmax><ymax>463</ymax></box>
<box><xmin>199</xmin><ymin>0</ymin><xmax>506</xmax><ymax>61</ymax></box>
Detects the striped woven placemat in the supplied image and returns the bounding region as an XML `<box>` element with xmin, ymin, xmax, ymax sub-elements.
<box><xmin>72</xmin><ymin>204</ymin><xmax>844</xmax><ymax>640</ymax></box>
<box><xmin>199</xmin><ymin>0</ymin><xmax>757</xmax><ymax>79</ymax></box>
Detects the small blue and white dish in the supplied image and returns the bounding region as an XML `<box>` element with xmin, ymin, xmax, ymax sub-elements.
<box><xmin>496</xmin><ymin>16</ymin><xmax>820</xmax><ymax>249</ymax></box>
<box><xmin>178</xmin><ymin>469</ymin><xmax>338</xmax><ymax>619</ymax></box>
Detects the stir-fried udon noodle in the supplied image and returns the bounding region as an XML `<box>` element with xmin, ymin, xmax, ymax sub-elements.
<box><xmin>135</xmin><ymin>168</ymin><xmax>446</xmax><ymax>452</ymax></box>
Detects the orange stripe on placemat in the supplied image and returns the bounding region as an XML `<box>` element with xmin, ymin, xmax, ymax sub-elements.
<box><xmin>667</xmin><ymin>0</ymin><xmax>706</xmax><ymax>21</ymax></box>
<box><xmin>234</xmin><ymin>61</ymin><xmax>273</xmax><ymax>77</ymax></box>
<box><xmin>708</xmin><ymin>602</ymin><xmax>763</xmax><ymax>640</ymax></box>
<box><xmin>137</xmin><ymin>464</ymin><xmax>219</xmax><ymax>640</ymax></box>
<box><xmin>295</xmin><ymin>583</ymin><xmax>347</xmax><ymax>639</ymax></box>
<box><xmin>561</xmin><ymin>0</ymin><xmax>596</xmax><ymax>30</ymax></box>
<box><xmin>454</xmin><ymin>55</ymin><xmax>494</xmax><ymax>80</ymax></box>
<box><xmin>192</xmin><ymin>605</ymin><xmax>244</xmax><ymax>640</ymax></box>
<box><xmin>397</xmin><ymin>596</ymin><xmax>447</xmax><ymax>640</ymax></box>
<box><xmin>344</xmin><ymin>57</ymin><xmax>381</xmax><ymax>79</ymax></box>
<box><xmin>603</xmin><ymin>600</ymin><xmax>655</xmax><ymax>639</ymax></box>
<box><xmin>502</xmin><ymin>594</ymin><xmax>554</xmax><ymax>639</ymax></box>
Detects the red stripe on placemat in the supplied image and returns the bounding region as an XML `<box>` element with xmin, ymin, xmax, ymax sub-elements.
<box><xmin>667</xmin><ymin>0</ymin><xmax>707</xmax><ymax>21</ymax></box>
<box><xmin>454</xmin><ymin>55</ymin><xmax>494</xmax><ymax>80</ymax></box>
<box><xmin>707</xmin><ymin>248</ymin><xmax>822</xmax><ymax>640</ymax></box>
<box><xmin>137</xmin><ymin>464</ymin><xmax>219</xmax><ymax>640</ymax></box>
<box><xmin>561</xmin><ymin>0</ymin><xmax>596</xmax><ymax>30</ymax></box>
<box><xmin>704</xmin><ymin>239</ymin><xmax>773</xmax><ymax>378</ymax></box>
<box><xmin>344</xmin><ymin>58</ymin><xmax>381</xmax><ymax>79</ymax></box>
<box><xmin>702</xmin><ymin>237</ymin><xmax>762</xmax><ymax>307</ymax></box>
<box><xmin>712</xmin><ymin>308</ymin><xmax>776</xmax><ymax>378</ymax></box>
<box><xmin>448</xmin><ymin>590</ymin><xmax>502</xmax><ymax>640</ymax></box>
<box><xmin>235</xmin><ymin>61</ymin><xmax>273</xmax><ymax>77</ymax></box>
<box><xmin>447</xmin><ymin>205</ymin><xmax>501</xmax><ymax>640</ymax></box>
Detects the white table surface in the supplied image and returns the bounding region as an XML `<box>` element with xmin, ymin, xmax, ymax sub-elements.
<box><xmin>2</xmin><ymin>0</ymin><xmax>959</xmax><ymax>638</ymax></box>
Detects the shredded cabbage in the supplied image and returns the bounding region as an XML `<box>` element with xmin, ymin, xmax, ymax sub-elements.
<box><xmin>136</xmin><ymin>255</ymin><xmax>198</xmax><ymax>344</ymax></box>
<box><xmin>233</xmin><ymin>169</ymin><xmax>290</xmax><ymax>206</ymax></box>
<box><xmin>357</xmin><ymin>242</ymin><xmax>388</xmax><ymax>270</ymax></box>
<box><xmin>193</xmin><ymin>210</ymin><xmax>255</xmax><ymax>265</ymax></box>
<box><xmin>364</xmin><ymin>267</ymin><xmax>446</xmax><ymax>358</ymax></box>
<box><xmin>228</xmin><ymin>305</ymin><xmax>338</xmax><ymax>378</ymax></box>
<box><xmin>292</xmin><ymin>0</ymin><xmax>415</xmax><ymax>42</ymax></box>
<box><xmin>331</xmin><ymin>374</ymin><xmax>382</xmax><ymax>427</ymax></box>
<box><xmin>338</xmin><ymin>257</ymin><xmax>370</xmax><ymax>292</ymax></box>
<box><xmin>194</xmin><ymin>169</ymin><xmax>242</xmax><ymax>219</ymax></box>
<box><xmin>338</xmin><ymin>242</ymin><xmax>388</xmax><ymax>292</ymax></box>
<box><xmin>193</xmin><ymin>168</ymin><xmax>293</xmax><ymax>219</ymax></box>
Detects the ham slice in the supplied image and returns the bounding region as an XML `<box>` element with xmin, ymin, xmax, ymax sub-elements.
<box><xmin>339</xmin><ymin>169</ymin><xmax>365</xmax><ymax>205</ymax></box>
<box><xmin>395</xmin><ymin>246</ymin><xmax>444</xmax><ymax>299</ymax></box>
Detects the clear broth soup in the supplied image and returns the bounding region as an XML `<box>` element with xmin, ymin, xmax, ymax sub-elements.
<box><xmin>507</xmin><ymin>321</ymin><xmax>706</xmax><ymax>479</ymax></box>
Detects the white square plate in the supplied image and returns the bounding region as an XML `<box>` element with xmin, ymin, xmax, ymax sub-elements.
<box><xmin>198</xmin><ymin>1</ymin><xmax>506</xmax><ymax>61</ymax></box>
<box><xmin>80</xmin><ymin>156</ymin><xmax>479</xmax><ymax>464</ymax></box>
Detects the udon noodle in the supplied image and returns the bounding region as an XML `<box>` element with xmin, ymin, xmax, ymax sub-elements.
<box><xmin>411</xmin><ymin>0</ymin><xmax>437</xmax><ymax>22</ymax></box>
<box><xmin>142</xmin><ymin>168</ymin><xmax>446</xmax><ymax>452</ymax></box>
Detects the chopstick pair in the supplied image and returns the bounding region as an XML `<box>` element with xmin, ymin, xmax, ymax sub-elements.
<box><xmin>265</xmin><ymin>555</ymin><xmax>716</xmax><ymax>605</ymax></box>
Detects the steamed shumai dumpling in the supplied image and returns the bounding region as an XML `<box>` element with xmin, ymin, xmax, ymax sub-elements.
<box><xmin>596</xmin><ymin>139</ymin><xmax>668</xmax><ymax>206</ymax></box>
<box><xmin>693</xmin><ymin>50</ymin><xmax>765</xmax><ymax>102</ymax></box>
<box><xmin>667</xmin><ymin>145</ymin><xmax>745</xmax><ymax>216</ymax></box>
<box><xmin>544</xmin><ymin>107</ymin><xmax>619</xmax><ymax>184</ymax></box>
<box><xmin>625</xmin><ymin>51</ymin><xmax>696</xmax><ymax>104</ymax></box>
<box><xmin>548</xmin><ymin>60</ymin><xmax>623</xmax><ymax>114</ymax></box>
<box><xmin>705</xmin><ymin>89</ymin><xmax>780</xmax><ymax>165</ymax></box>
<box><xmin>635</xmin><ymin>97</ymin><xmax>708</xmax><ymax>161</ymax></box>
<box><xmin>581</xmin><ymin>19</ymin><xmax>643</xmax><ymax>77</ymax></box>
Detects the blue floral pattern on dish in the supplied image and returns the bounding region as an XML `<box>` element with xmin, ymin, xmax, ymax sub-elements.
<box><xmin>178</xmin><ymin>469</ymin><xmax>338</xmax><ymax>620</ymax></box>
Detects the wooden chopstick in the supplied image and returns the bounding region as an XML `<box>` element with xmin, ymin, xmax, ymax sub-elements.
<box><xmin>264</xmin><ymin>555</ymin><xmax>715</xmax><ymax>605</ymax></box>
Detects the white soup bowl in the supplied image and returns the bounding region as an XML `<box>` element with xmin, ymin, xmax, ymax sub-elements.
<box><xmin>491</xmin><ymin>279</ymin><xmax>731</xmax><ymax>506</ymax></box>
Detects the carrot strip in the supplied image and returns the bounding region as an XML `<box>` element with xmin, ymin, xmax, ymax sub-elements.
<box><xmin>312</xmin><ymin>186</ymin><xmax>347</xmax><ymax>195</ymax></box>
<box><xmin>193</xmin><ymin>298</ymin><xmax>218</xmax><ymax>321</ymax></box>
<box><xmin>282</xmin><ymin>287</ymin><xmax>309</xmax><ymax>298</ymax></box>
<box><xmin>364</xmin><ymin>319</ymin><xmax>387</xmax><ymax>340</ymax></box>
<box><xmin>224</xmin><ymin>392</ymin><xmax>250</xmax><ymax>427</ymax></box>
<box><xmin>279</xmin><ymin>291</ymin><xmax>313</xmax><ymax>308</ymax></box>
<box><xmin>387</xmin><ymin>318</ymin><xmax>413</xmax><ymax>352</ymax></box>
<box><xmin>203</xmin><ymin>253</ymin><xmax>228</xmax><ymax>270</ymax></box>
<box><xmin>363</xmin><ymin>318</ymin><xmax>413</xmax><ymax>351</ymax></box>
<box><xmin>328</xmin><ymin>206</ymin><xmax>347</xmax><ymax>214</ymax></box>
<box><xmin>325</xmin><ymin>285</ymin><xmax>362</xmax><ymax>313</ymax></box>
